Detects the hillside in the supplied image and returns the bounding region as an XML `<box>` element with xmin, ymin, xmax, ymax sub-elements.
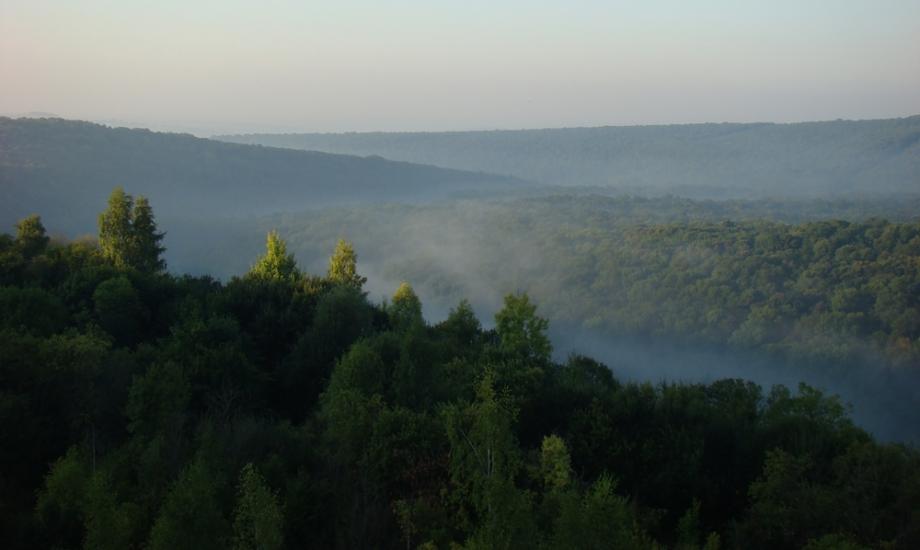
<box><xmin>218</xmin><ymin>116</ymin><xmax>920</xmax><ymax>199</ymax></box>
<box><xmin>0</xmin><ymin>117</ymin><xmax>526</xmax><ymax>234</ymax></box>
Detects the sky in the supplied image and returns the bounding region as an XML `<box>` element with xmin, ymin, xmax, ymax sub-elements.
<box><xmin>2</xmin><ymin>0</ymin><xmax>919</xmax><ymax>135</ymax></box>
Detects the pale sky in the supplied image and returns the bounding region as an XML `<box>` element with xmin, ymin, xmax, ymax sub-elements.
<box><xmin>2</xmin><ymin>0</ymin><xmax>919</xmax><ymax>134</ymax></box>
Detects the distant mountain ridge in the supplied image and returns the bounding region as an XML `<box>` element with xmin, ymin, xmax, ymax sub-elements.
<box><xmin>0</xmin><ymin>117</ymin><xmax>527</xmax><ymax>234</ymax></box>
<box><xmin>217</xmin><ymin>116</ymin><xmax>920</xmax><ymax>199</ymax></box>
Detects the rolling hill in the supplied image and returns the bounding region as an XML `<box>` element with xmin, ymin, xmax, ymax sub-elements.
<box><xmin>0</xmin><ymin>117</ymin><xmax>527</xmax><ymax>234</ymax></box>
<box><xmin>217</xmin><ymin>116</ymin><xmax>920</xmax><ymax>199</ymax></box>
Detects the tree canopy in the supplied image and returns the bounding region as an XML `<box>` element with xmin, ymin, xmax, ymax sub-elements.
<box><xmin>97</xmin><ymin>187</ymin><xmax>165</xmax><ymax>272</ymax></box>
<box><xmin>249</xmin><ymin>230</ymin><xmax>299</xmax><ymax>282</ymax></box>
<box><xmin>2</xmin><ymin>195</ymin><xmax>919</xmax><ymax>549</ymax></box>
<box><xmin>327</xmin><ymin>238</ymin><xmax>366</xmax><ymax>289</ymax></box>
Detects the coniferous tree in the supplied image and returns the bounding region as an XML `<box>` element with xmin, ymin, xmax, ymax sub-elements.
<box><xmin>249</xmin><ymin>231</ymin><xmax>299</xmax><ymax>282</ymax></box>
<box><xmin>327</xmin><ymin>238</ymin><xmax>366</xmax><ymax>289</ymax></box>
<box><xmin>131</xmin><ymin>196</ymin><xmax>166</xmax><ymax>273</ymax></box>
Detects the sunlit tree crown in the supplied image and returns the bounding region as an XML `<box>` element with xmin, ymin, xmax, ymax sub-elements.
<box><xmin>327</xmin><ymin>238</ymin><xmax>366</xmax><ymax>288</ymax></box>
<box><xmin>249</xmin><ymin>230</ymin><xmax>299</xmax><ymax>282</ymax></box>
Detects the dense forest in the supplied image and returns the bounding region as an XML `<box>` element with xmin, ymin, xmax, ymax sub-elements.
<box><xmin>218</xmin><ymin>116</ymin><xmax>920</xmax><ymax>199</ymax></box>
<box><xmin>200</xmin><ymin>197</ymin><xmax>917</xmax><ymax>369</ymax></box>
<box><xmin>154</xmin><ymin>196</ymin><xmax>920</xmax><ymax>439</ymax></box>
<box><xmin>2</xmin><ymin>191</ymin><xmax>919</xmax><ymax>549</ymax></box>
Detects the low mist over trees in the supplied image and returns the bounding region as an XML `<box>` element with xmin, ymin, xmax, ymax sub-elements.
<box><xmin>1</xmin><ymin>192</ymin><xmax>919</xmax><ymax>549</ymax></box>
<box><xmin>241</xmin><ymin>197</ymin><xmax>920</xmax><ymax>372</ymax></box>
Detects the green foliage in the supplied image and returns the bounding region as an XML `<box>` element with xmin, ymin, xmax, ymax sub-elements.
<box><xmin>0</xmin><ymin>286</ymin><xmax>68</xmax><ymax>335</ymax></box>
<box><xmin>444</xmin><ymin>371</ymin><xmax>539</xmax><ymax>548</ymax></box>
<box><xmin>15</xmin><ymin>214</ymin><xmax>49</xmax><ymax>258</ymax></box>
<box><xmin>327</xmin><ymin>238</ymin><xmax>366</xmax><ymax>288</ymax></box>
<box><xmin>743</xmin><ymin>449</ymin><xmax>823</xmax><ymax>548</ymax></box>
<box><xmin>702</xmin><ymin>533</ymin><xmax>721</xmax><ymax>550</ymax></box>
<box><xmin>802</xmin><ymin>534</ymin><xmax>870</xmax><ymax>550</ymax></box>
<box><xmin>82</xmin><ymin>470</ymin><xmax>137</xmax><ymax>550</ymax></box>
<box><xmin>3</xmin><ymin>196</ymin><xmax>920</xmax><ymax>549</ymax></box>
<box><xmin>148</xmin><ymin>458</ymin><xmax>229</xmax><ymax>550</ymax></box>
<box><xmin>130</xmin><ymin>196</ymin><xmax>166</xmax><ymax>273</ymax></box>
<box><xmin>495</xmin><ymin>292</ymin><xmax>551</xmax><ymax>363</ymax></box>
<box><xmin>540</xmin><ymin>435</ymin><xmax>572</xmax><ymax>492</ymax></box>
<box><xmin>389</xmin><ymin>281</ymin><xmax>424</xmax><ymax>331</ymax></box>
<box><xmin>438</xmin><ymin>299</ymin><xmax>482</xmax><ymax>353</ymax></box>
<box><xmin>550</xmin><ymin>475</ymin><xmax>652</xmax><ymax>550</ymax></box>
<box><xmin>260</xmin><ymin>198</ymin><xmax>920</xmax><ymax>375</ymax></box>
<box><xmin>675</xmin><ymin>499</ymin><xmax>702</xmax><ymax>549</ymax></box>
<box><xmin>233</xmin><ymin>463</ymin><xmax>284</xmax><ymax>550</ymax></box>
<box><xmin>35</xmin><ymin>447</ymin><xmax>90</xmax><ymax>548</ymax></box>
<box><xmin>93</xmin><ymin>275</ymin><xmax>148</xmax><ymax>345</ymax></box>
<box><xmin>249</xmin><ymin>231</ymin><xmax>299</xmax><ymax>282</ymax></box>
<box><xmin>97</xmin><ymin>187</ymin><xmax>166</xmax><ymax>272</ymax></box>
<box><xmin>126</xmin><ymin>361</ymin><xmax>190</xmax><ymax>440</ymax></box>
<box><xmin>97</xmin><ymin>187</ymin><xmax>135</xmax><ymax>269</ymax></box>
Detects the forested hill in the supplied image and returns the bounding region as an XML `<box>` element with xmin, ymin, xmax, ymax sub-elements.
<box><xmin>218</xmin><ymin>116</ymin><xmax>920</xmax><ymax>199</ymax></box>
<box><xmin>0</xmin><ymin>117</ymin><xmax>526</xmax><ymax>233</ymax></box>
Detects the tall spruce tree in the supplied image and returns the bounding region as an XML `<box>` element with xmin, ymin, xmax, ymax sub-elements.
<box><xmin>131</xmin><ymin>196</ymin><xmax>166</xmax><ymax>273</ymax></box>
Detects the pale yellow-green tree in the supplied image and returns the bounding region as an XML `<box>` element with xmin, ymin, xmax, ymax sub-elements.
<box><xmin>249</xmin><ymin>231</ymin><xmax>299</xmax><ymax>282</ymax></box>
<box><xmin>327</xmin><ymin>238</ymin><xmax>366</xmax><ymax>288</ymax></box>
